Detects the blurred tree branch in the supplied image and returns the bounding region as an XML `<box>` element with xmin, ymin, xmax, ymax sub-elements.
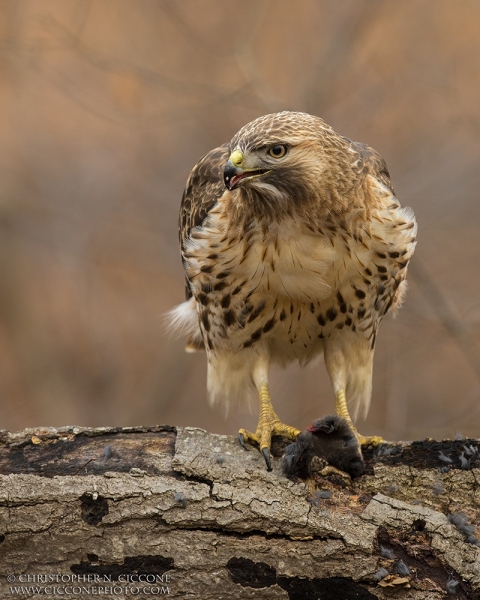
<box><xmin>35</xmin><ymin>13</ymin><xmax>232</xmax><ymax>97</ymax></box>
<box><xmin>233</xmin><ymin>0</ymin><xmax>286</xmax><ymax>112</ymax></box>
<box><xmin>410</xmin><ymin>260</ymin><xmax>480</xmax><ymax>384</ymax></box>
<box><xmin>32</xmin><ymin>9</ymin><xmax>281</xmax><ymax>125</ymax></box>
<box><xmin>305</xmin><ymin>0</ymin><xmax>383</xmax><ymax>113</ymax></box>
<box><xmin>163</xmin><ymin>0</ymin><xmax>285</xmax><ymax>112</ymax></box>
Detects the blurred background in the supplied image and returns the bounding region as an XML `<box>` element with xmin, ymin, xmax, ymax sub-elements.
<box><xmin>1</xmin><ymin>0</ymin><xmax>479</xmax><ymax>441</ymax></box>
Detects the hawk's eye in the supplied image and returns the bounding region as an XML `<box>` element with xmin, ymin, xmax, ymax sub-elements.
<box><xmin>268</xmin><ymin>144</ymin><xmax>287</xmax><ymax>158</ymax></box>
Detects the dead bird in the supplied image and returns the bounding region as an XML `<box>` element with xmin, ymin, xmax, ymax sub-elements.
<box><xmin>282</xmin><ymin>415</ymin><xmax>365</xmax><ymax>480</ymax></box>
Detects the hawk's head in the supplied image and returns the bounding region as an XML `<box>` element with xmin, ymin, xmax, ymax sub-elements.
<box><xmin>223</xmin><ymin>112</ymin><xmax>338</xmax><ymax>206</ymax></box>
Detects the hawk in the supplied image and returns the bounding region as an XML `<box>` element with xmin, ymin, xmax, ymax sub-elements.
<box><xmin>171</xmin><ymin>111</ymin><xmax>416</xmax><ymax>470</ymax></box>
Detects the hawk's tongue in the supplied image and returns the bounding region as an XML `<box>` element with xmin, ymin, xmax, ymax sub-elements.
<box><xmin>229</xmin><ymin>173</ymin><xmax>245</xmax><ymax>189</ymax></box>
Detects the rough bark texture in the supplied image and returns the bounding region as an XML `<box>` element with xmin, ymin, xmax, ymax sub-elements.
<box><xmin>0</xmin><ymin>425</ymin><xmax>479</xmax><ymax>599</ymax></box>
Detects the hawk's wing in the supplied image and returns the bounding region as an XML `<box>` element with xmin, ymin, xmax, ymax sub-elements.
<box><xmin>350</xmin><ymin>140</ymin><xmax>415</xmax><ymax>319</ymax></box>
<box><xmin>350</xmin><ymin>141</ymin><xmax>395</xmax><ymax>195</ymax></box>
<box><xmin>179</xmin><ymin>143</ymin><xmax>230</xmax><ymax>299</ymax></box>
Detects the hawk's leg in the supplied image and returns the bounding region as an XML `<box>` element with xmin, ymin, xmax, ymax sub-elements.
<box><xmin>238</xmin><ymin>384</ymin><xmax>300</xmax><ymax>471</ymax></box>
<box><xmin>335</xmin><ymin>389</ymin><xmax>383</xmax><ymax>447</ymax></box>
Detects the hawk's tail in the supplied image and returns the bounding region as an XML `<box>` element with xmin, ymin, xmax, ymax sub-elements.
<box><xmin>165</xmin><ymin>297</ymin><xmax>204</xmax><ymax>352</ymax></box>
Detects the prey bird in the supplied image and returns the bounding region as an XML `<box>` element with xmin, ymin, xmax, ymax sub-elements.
<box><xmin>282</xmin><ymin>415</ymin><xmax>365</xmax><ymax>480</ymax></box>
<box><xmin>170</xmin><ymin>111</ymin><xmax>416</xmax><ymax>470</ymax></box>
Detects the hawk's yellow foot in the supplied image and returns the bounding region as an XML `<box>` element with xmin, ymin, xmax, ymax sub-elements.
<box><xmin>335</xmin><ymin>390</ymin><xmax>383</xmax><ymax>447</ymax></box>
<box><xmin>238</xmin><ymin>384</ymin><xmax>300</xmax><ymax>471</ymax></box>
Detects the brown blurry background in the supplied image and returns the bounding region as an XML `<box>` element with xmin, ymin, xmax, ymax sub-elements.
<box><xmin>1</xmin><ymin>0</ymin><xmax>479</xmax><ymax>441</ymax></box>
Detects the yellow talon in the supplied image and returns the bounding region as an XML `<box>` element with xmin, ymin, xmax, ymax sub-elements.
<box><xmin>335</xmin><ymin>389</ymin><xmax>384</xmax><ymax>447</ymax></box>
<box><xmin>238</xmin><ymin>384</ymin><xmax>300</xmax><ymax>470</ymax></box>
<box><xmin>356</xmin><ymin>433</ymin><xmax>384</xmax><ymax>447</ymax></box>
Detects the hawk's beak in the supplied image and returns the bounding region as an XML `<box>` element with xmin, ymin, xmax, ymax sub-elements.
<box><xmin>224</xmin><ymin>150</ymin><xmax>245</xmax><ymax>191</ymax></box>
<box><xmin>224</xmin><ymin>149</ymin><xmax>271</xmax><ymax>191</ymax></box>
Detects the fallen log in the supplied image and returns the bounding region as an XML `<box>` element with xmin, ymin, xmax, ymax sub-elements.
<box><xmin>0</xmin><ymin>425</ymin><xmax>478</xmax><ymax>599</ymax></box>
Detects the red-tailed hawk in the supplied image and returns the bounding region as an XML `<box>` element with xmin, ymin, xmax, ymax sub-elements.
<box><xmin>171</xmin><ymin>111</ymin><xmax>416</xmax><ymax>470</ymax></box>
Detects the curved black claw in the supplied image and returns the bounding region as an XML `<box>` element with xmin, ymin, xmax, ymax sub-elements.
<box><xmin>238</xmin><ymin>433</ymin><xmax>249</xmax><ymax>451</ymax></box>
<box><xmin>262</xmin><ymin>448</ymin><xmax>272</xmax><ymax>471</ymax></box>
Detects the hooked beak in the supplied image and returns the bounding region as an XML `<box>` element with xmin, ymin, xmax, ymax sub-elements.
<box><xmin>223</xmin><ymin>149</ymin><xmax>270</xmax><ymax>191</ymax></box>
